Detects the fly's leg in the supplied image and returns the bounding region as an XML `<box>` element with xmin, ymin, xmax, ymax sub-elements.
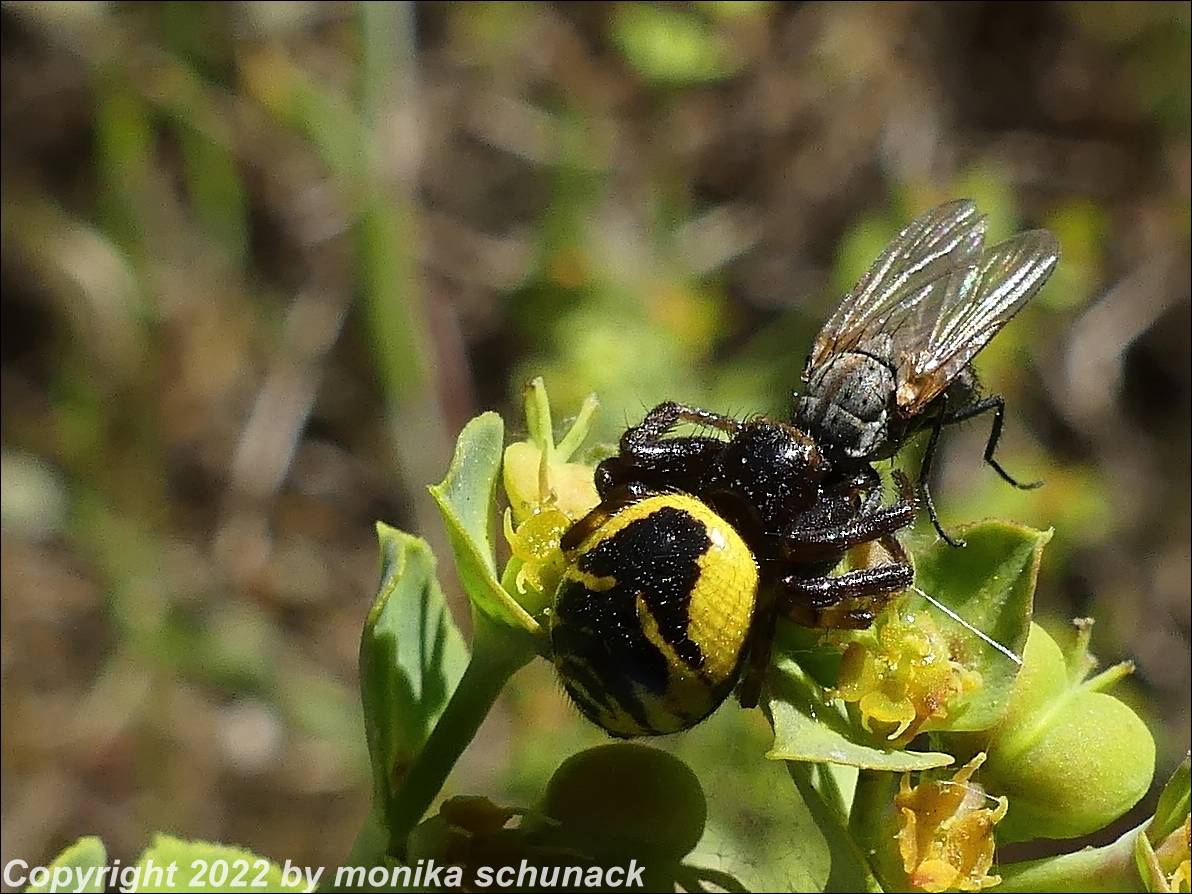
<box><xmin>918</xmin><ymin>402</ymin><xmax>964</xmax><ymax>548</ymax></box>
<box><xmin>944</xmin><ymin>394</ymin><xmax>1043</xmax><ymax>490</ymax></box>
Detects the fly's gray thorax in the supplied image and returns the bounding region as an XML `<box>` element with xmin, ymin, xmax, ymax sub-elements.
<box><xmin>795</xmin><ymin>352</ymin><xmax>895</xmax><ymax>460</ymax></box>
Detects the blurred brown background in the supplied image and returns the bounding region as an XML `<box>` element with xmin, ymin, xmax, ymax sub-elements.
<box><xmin>2</xmin><ymin>0</ymin><xmax>1189</xmax><ymax>882</ymax></box>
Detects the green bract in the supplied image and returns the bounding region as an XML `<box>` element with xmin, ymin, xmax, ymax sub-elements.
<box><xmin>359</xmin><ymin>525</ymin><xmax>468</xmax><ymax>842</ymax></box>
<box><xmin>909</xmin><ymin>521</ymin><xmax>1050</xmax><ymax>733</ymax></box>
<box><xmin>957</xmin><ymin>621</ymin><xmax>1156</xmax><ymax>843</ymax></box>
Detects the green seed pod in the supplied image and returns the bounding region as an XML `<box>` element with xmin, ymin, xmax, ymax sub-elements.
<box><xmin>502</xmin><ymin>440</ymin><xmax>599</xmax><ymax>526</ymax></box>
<box><xmin>973</xmin><ymin>622</ymin><xmax>1156</xmax><ymax>842</ymax></box>
<box><xmin>538</xmin><ymin>743</ymin><xmax>707</xmax><ymax>863</ymax></box>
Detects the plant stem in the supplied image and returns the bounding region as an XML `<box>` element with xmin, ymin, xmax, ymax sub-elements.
<box><xmin>786</xmin><ymin>762</ymin><xmax>883</xmax><ymax>894</ymax></box>
<box><xmin>384</xmin><ymin>619</ymin><xmax>531</xmax><ymax>858</ymax></box>
<box><xmin>848</xmin><ymin>769</ymin><xmax>903</xmax><ymax>892</ymax></box>
<box><xmin>994</xmin><ymin>822</ymin><xmax>1144</xmax><ymax>892</ymax></box>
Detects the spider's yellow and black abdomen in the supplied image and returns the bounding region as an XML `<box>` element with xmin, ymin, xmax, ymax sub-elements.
<box><xmin>549</xmin><ymin>493</ymin><xmax>759</xmax><ymax>737</ymax></box>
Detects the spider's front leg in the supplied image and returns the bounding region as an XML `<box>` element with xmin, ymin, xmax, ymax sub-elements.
<box><xmin>779</xmin><ymin>476</ymin><xmax>918</xmax><ymax>628</ymax></box>
<box><xmin>596</xmin><ymin>401</ymin><xmax>740</xmax><ymax>496</ymax></box>
<box><xmin>782</xmin><ymin>562</ymin><xmax>913</xmax><ymax>629</ymax></box>
<box><xmin>781</xmin><ymin>469</ymin><xmax>918</xmax><ymax>561</ymax></box>
<box><xmin>738</xmin><ymin>550</ymin><xmax>914</xmax><ymax>709</ymax></box>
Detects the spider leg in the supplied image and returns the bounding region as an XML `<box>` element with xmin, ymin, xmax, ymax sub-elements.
<box><xmin>943</xmin><ymin>394</ymin><xmax>1042</xmax><ymax>490</ymax></box>
<box><xmin>739</xmin><ymin>497</ymin><xmax>916</xmax><ymax>706</ymax></box>
<box><xmin>597</xmin><ymin>401</ymin><xmax>739</xmax><ymax>495</ymax></box>
<box><xmin>782</xmin><ymin>499</ymin><xmax>916</xmax><ymax>560</ymax></box>
<box><xmin>782</xmin><ymin>470</ymin><xmax>917</xmax><ymax>560</ymax></box>
<box><xmin>781</xmin><ymin>563</ymin><xmax>913</xmax><ymax>629</ymax></box>
<box><xmin>736</xmin><ymin>597</ymin><xmax>778</xmax><ymax>710</ymax></box>
<box><xmin>624</xmin><ymin>401</ymin><xmax>744</xmax><ymax>444</ymax></box>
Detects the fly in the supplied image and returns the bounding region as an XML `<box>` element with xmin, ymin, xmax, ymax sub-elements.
<box><xmin>793</xmin><ymin>199</ymin><xmax>1061</xmax><ymax>545</ymax></box>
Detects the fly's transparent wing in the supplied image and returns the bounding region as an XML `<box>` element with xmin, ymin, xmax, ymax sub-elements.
<box><xmin>897</xmin><ymin>229</ymin><xmax>1061</xmax><ymax>415</ymax></box>
<box><xmin>805</xmin><ymin>199</ymin><xmax>987</xmax><ymax>376</ymax></box>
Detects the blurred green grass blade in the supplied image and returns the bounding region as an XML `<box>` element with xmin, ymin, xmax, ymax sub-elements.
<box><xmin>357</xmin><ymin>201</ymin><xmax>429</xmax><ymax>401</ymax></box>
<box><xmin>26</xmin><ymin>836</ymin><xmax>107</xmax><ymax>893</ymax></box>
<box><xmin>94</xmin><ymin>66</ymin><xmax>155</xmax><ymax>264</ymax></box>
<box><xmin>360</xmin><ymin>524</ymin><xmax>468</xmax><ymax>814</ymax></box>
<box><xmin>177</xmin><ymin>124</ymin><xmax>248</xmax><ymax>266</ymax></box>
<box><xmin>913</xmin><ymin>521</ymin><xmax>1052</xmax><ymax>733</ymax></box>
<box><xmin>240</xmin><ymin>48</ymin><xmax>362</xmax><ymax>184</ymax></box>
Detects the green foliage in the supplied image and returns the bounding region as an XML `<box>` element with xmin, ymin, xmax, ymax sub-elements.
<box><xmin>1148</xmin><ymin>755</ymin><xmax>1191</xmax><ymax>845</ymax></box>
<box><xmin>427</xmin><ymin>412</ymin><xmax>541</xmax><ymax>637</ymax></box>
<box><xmin>970</xmin><ymin>623</ymin><xmax>1157</xmax><ymax>843</ymax></box>
<box><xmin>346</xmin><ymin>384</ymin><xmax>1170</xmax><ymax>891</ymax></box>
<box><xmin>539</xmin><ymin>743</ymin><xmax>708</xmax><ymax>863</ymax></box>
<box><xmin>360</xmin><ymin>525</ymin><xmax>468</xmax><ymax>835</ymax></box>
<box><xmin>610</xmin><ymin>3</ymin><xmax>741</xmax><ymax>85</ymax></box>
<box><xmin>25</xmin><ymin>835</ymin><xmax>299</xmax><ymax>893</ymax></box>
<box><xmin>911</xmin><ymin>522</ymin><xmax>1050</xmax><ymax>732</ymax></box>
<box><xmin>130</xmin><ymin>836</ymin><xmax>298</xmax><ymax>892</ymax></box>
<box><xmin>48</xmin><ymin>383</ymin><xmax>1175</xmax><ymax>892</ymax></box>
<box><xmin>26</xmin><ymin>837</ymin><xmax>107</xmax><ymax>894</ymax></box>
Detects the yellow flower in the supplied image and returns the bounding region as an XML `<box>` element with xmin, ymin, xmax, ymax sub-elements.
<box><xmin>502</xmin><ymin>439</ymin><xmax>599</xmax><ymax>527</ymax></box>
<box><xmin>499</xmin><ymin>379</ymin><xmax>601</xmax><ymax>615</ymax></box>
<box><xmin>503</xmin><ymin>506</ymin><xmax>573</xmax><ymax>597</ymax></box>
<box><xmin>895</xmin><ymin>754</ymin><xmax>1008</xmax><ymax>893</ymax></box>
<box><xmin>831</xmin><ymin>600</ymin><xmax>982</xmax><ymax>743</ymax></box>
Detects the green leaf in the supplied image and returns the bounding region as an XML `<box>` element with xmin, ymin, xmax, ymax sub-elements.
<box><xmin>26</xmin><ymin>836</ymin><xmax>107</xmax><ymax>893</ymax></box>
<box><xmin>767</xmin><ymin>643</ymin><xmax>953</xmax><ymax>772</ymax></box>
<box><xmin>427</xmin><ymin>412</ymin><xmax>541</xmax><ymax>637</ymax></box>
<box><xmin>911</xmin><ymin>521</ymin><xmax>1051</xmax><ymax>732</ymax></box>
<box><xmin>1147</xmin><ymin>754</ymin><xmax>1190</xmax><ymax>843</ymax></box>
<box><xmin>684</xmin><ymin>743</ymin><xmax>840</xmax><ymax>892</ymax></box>
<box><xmin>677</xmin><ymin>727</ymin><xmax>879</xmax><ymax>890</ymax></box>
<box><xmin>361</xmin><ymin>524</ymin><xmax>468</xmax><ymax>825</ymax></box>
<box><xmin>1134</xmin><ymin>829</ymin><xmax>1168</xmax><ymax>893</ymax></box>
<box><xmin>128</xmin><ymin>835</ymin><xmax>300</xmax><ymax>891</ymax></box>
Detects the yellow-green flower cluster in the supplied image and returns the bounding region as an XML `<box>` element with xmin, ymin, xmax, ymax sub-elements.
<box><xmin>831</xmin><ymin>600</ymin><xmax>982</xmax><ymax>743</ymax></box>
<box><xmin>500</xmin><ymin>379</ymin><xmax>601</xmax><ymax>616</ymax></box>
